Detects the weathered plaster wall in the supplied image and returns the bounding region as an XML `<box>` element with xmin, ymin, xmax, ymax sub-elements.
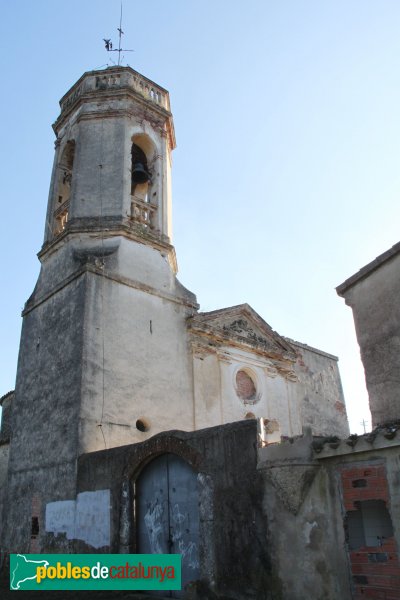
<box><xmin>45</xmin><ymin>67</ymin><xmax>175</xmax><ymax>245</ymax></box>
<box><xmin>193</xmin><ymin>347</ymin><xmax>301</xmax><ymax>436</ymax></box>
<box><xmin>0</xmin><ymin>393</ymin><xmax>12</xmax><ymax>508</ymax></box>
<box><xmin>258</xmin><ymin>430</ymin><xmax>400</xmax><ymax>600</ymax></box>
<box><xmin>1</xmin><ymin>276</ymin><xmax>85</xmax><ymax>552</ymax></box>
<box><xmin>258</xmin><ymin>432</ymin><xmax>351</xmax><ymax>600</ymax></box>
<box><xmin>0</xmin><ymin>393</ymin><xmax>12</xmax><ymax>546</ymax></box>
<box><xmin>2</xmin><ymin>237</ymin><xmax>197</xmax><ymax>546</ymax></box>
<box><xmin>76</xmin><ymin>421</ymin><xmax>277</xmax><ymax>600</ymax></box>
<box><xmin>337</xmin><ymin>247</ymin><xmax>400</xmax><ymax>426</ymax></box>
<box><xmin>45</xmin><ymin>490</ymin><xmax>111</xmax><ymax>549</ymax></box>
<box><xmin>291</xmin><ymin>340</ymin><xmax>349</xmax><ymax>437</ymax></box>
<box><xmin>0</xmin><ymin>444</ymin><xmax>9</xmax><ymax>542</ymax></box>
<box><xmin>193</xmin><ymin>343</ymin><xmax>348</xmax><ymax>438</ymax></box>
<box><xmin>2</xmin><ymin>461</ymin><xmax>78</xmax><ymax>554</ymax></box>
<box><xmin>0</xmin><ymin>393</ymin><xmax>12</xmax><ymax>444</ymax></box>
<box><xmin>1</xmin><ymin>65</ymin><xmax>198</xmax><ymax>554</ymax></box>
<box><xmin>7</xmin><ymin>277</ymin><xmax>84</xmax><ymax>473</ymax></box>
<box><xmin>25</xmin><ymin>63</ymin><xmax>198</xmax><ymax>455</ymax></box>
<box><xmin>79</xmin><ymin>260</ymin><xmax>196</xmax><ymax>452</ymax></box>
<box><xmin>0</xmin><ymin>445</ymin><xmax>9</xmax><ymax>494</ymax></box>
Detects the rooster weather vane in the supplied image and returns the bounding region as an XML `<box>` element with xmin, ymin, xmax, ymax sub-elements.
<box><xmin>103</xmin><ymin>3</ymin><xmax>133</xmax><ymax>66</ymax></box>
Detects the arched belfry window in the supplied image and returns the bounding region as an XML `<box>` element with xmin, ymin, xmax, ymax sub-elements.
<box><xmin>54</xmin><ymin>140</ymin><xmax>75</xmax><ymax>235</ymax></box>
<box><xmin>130</xmin><ymin>140</ymin><xmax>157</xmax><ymax>231</ymax></box>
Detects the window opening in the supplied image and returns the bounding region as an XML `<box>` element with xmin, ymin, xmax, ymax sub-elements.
<box><xmin>131</xmin><ymin>144</ymin><xmax>150</xmax><ymax>189</ymax></box>
<box><xmin>31</xmin><ymin>516</ymin><xmax>39</xmax><ymax>538</ymax></box>
<box><xmin>346</xmin><ymin>499</ymin><xmax>394</xmax><ymax>550</ymax></box>
<box><xmin>352</xmin><ymin>479</ymin><xmax>367</xmax><ymax>488</ymax></box>
<box><xmin>53</xmin><ymin>140</ymin><xmax>75</xmax><ymax>236</ymax></box>
<box><xmin>55</xmin><ymin>207</ymin><xmax>69</xmax><ymax>234</ymax></box>
<box><xmin>130</xmin><ymin>142</ymin><xmax>156</xmax><ymax>230</ymax></box>
<box><xmin>236</xmin><ymin>369</ymin><xmax>257</xmax><ymax>403</ymax></box>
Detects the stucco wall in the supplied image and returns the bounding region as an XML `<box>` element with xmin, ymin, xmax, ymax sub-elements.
<box><xmin>338</xmin><ymin>248</ymin><xmax>400</xmax><ymax>426</ymax></box>
<box><xmin>8</xmin><ymin>277</ymin><xmax>85</xmax><ymax>474</ymax></box>
<box><xmin>0</xmin><ymin>445</ymin><xmax>9</xmax><ymax>490</ymax></box>
<box><xmin>193</xmin><ymin>347</ymin><xmax>300</xmax><ymax>435</ymax></box>
<box><xmin>45</xmin><ymin>66</ymin><xmax>174</xmax><ymax>245</ymax></box>
<box><xmin>258</xmin><ymin>434</ymin><xmax>351</xmax><ymax>600</ymax></box>
<box><xmin>291</xmin><ymin>340</ymin><xmax>349</xmax><ymax>437</ymax></box>
<box><xmin>0</xmin><ymin>444</ymin><xmax>9</xmax><ymax>543</ymax></box>
<box><xmin>1</xmin><ymin>274</ymin><xmax>85</xmax><ymax>552</ymax></box>
<box><xmin>258</xmin><ymin>430</ymin><xmax>400</xmax><ymax>600</ymax></box>
<box><xmin>79</xmin><ymin>257</ymin><xmax>197</xmax><ymax>453</ymax></box>
<box><xmin>193</xmin><ymin>342</ymin><xmax>348</xmax><ymax>438</ymax></box>
<box><xmin>76</xmin><ymin>421</ymin><xmax>277</xmax><ymax>600</ymax></box>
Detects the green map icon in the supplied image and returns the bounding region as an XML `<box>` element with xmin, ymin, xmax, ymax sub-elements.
<box><xmin>10</xmin><ymin>554</ymin><xmax>49</xmax><ymax>590</ymax></box>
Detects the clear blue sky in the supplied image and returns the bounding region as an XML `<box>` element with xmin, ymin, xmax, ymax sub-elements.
<box><xmin>2</xmin><ymin>0</ymin><xmax>400</xmax><ymax>432</ymax></box>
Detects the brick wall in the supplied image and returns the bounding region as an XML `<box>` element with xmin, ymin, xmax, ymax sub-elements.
<box><xmin>236</xmin><ymin>370</ymin><xmax>256</xmax><ymax>401</ymax></box>
<box><xmin>341</xmin><ymin>464</ymin><xmax>400</xmax><ymax>599</ymax></box>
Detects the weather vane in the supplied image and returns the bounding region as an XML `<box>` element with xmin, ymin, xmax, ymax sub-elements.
<box><xmin>103</xmin><ymin>3</ymin><xmax>133</xmax><ymax>66</ymax></box>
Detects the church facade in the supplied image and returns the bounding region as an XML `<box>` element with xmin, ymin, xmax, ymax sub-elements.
<box><xmin>3</xmin><ymin>66</ymin><xmax>386</xmax><ymax>599</ymax></box>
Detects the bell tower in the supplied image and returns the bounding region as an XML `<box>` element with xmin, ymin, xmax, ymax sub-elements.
<box><xmin>4</xmin><ymin>66</ymin><xmax>198</xmax><ymax>552</ymax></box>
<box><xmin>44</xmin><ymin>66</ymin><xmax>176</xmax><ymax>249</ymax></box>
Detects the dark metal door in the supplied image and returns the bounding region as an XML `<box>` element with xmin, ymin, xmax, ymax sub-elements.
<box><xmin>136</xmin><ymin>453</ymin><xmax>200</xmax><ymax>598</ymax></box>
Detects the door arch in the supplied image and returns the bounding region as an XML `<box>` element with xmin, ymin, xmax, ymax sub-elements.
<box><xmin>136</xmin><ymin>453</ymin><xmax>200</xmax><ymax>597</ymax></box>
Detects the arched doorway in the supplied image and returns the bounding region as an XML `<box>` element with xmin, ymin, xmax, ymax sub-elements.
<box><xmin>136</xmin><ymin>453</ymin><xmax>200</xmax><ymax>598</ymax></box>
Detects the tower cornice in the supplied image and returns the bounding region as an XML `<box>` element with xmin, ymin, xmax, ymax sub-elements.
<box><xmin>38</xmin><ymin>223</ymin><xmax>179</xmax><ymax>273</ymax></box>
<box><xmin>22</xmin><ymin>261</ymin><xmax>198</xmax><ymax>318</ymax></box>
<box><xmin>53</xmin><ymin>66</ymin><xmax>176</xmax><ymax>150</ymax></box>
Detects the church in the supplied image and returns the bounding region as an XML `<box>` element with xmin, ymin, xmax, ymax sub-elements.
<box><xmin>1</xmin><ymin>65</ymin><xmax>399</xmax><ymax>600</ymax></box>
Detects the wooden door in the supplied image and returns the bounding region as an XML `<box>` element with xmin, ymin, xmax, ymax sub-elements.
<box><xmin>136</xmin><ymin>453</ymin><xmax>200</xmax><ymax>598</ymax></box>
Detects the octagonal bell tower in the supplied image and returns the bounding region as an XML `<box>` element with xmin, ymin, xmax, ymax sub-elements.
<box><xmin>44</xmin><ymin>67</ymin><xmax>176</xmax><ymax>247</ymax></box>
<box><xmin>4</xmin><ymin>67</ymin><xmax>198</xmax><ymax>551</ymax></box>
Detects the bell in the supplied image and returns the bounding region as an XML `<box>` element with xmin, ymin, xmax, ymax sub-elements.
<box><xmin>132</xmin><ymin>162</ymin><xmax>150</xmax><ymax>184</ymax></box>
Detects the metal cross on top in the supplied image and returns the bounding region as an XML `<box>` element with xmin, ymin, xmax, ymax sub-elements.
<box><xmin>103</xmin><ymin>3</ymin><xmax>133</xmax><ymax>66</ymax></box>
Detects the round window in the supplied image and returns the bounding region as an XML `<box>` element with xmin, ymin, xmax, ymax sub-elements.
<box><xmin>136</xmin><ymin>418</ymin><xmax>150</xmax><ymax>432</ymax></box>
<box><xmin>236</xmin><ymin>369</ymin><xmax>257</xmax><ymax>403</ymax></box>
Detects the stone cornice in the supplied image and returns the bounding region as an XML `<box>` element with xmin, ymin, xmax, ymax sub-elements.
<box><xmin>22</xmin><ymin>263</ymin><xmax>199</xmax><ymax>317</ymax></box>
<box><xmin>189</xmin><ymin>322</ymin><xmax>297</xmax><ymax>364</ymax></box>
<box><xmin>38</xmin><ymin>219</ymin><xmax>178</xmax><ymax>274</ymax></box>
<box><xmin>283</xmin><ymin>337</ymin><xmax>339</xmax><ymax>361</ymax></box>
<box><xmin>55</xmin><ymin>87</ymin><xmax>171</xmax><ymax>128</ymax></box>
<box><xmin>59</xmin><ymin>66</ymin><xmax>170</xmax><ymax>108</ymax></box>
<box><xmin>188</xmin><ymin>303</ymin><xmax>296</xmax><ymax>360</ymax></box>
<box><xmin>53</xmin><ymin>66</ymin><xmax>176</xmax><ymax>151</ymax></box>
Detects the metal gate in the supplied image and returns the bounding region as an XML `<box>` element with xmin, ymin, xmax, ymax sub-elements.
<box><xmin>136</xmin><ymin>453</ymin><xmax>200</xmax><ymax>598</ymax></box>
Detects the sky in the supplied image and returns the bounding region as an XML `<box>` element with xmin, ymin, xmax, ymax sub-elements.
<box><xmin>1</xmin><ymin>0</ymin><xmax>400</xmax><ymax>433</ymax></box>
